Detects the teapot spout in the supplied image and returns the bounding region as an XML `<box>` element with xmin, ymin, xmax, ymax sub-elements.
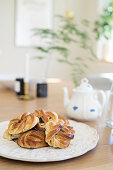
<box><xmin>63</xmin><ymin>87</ymin><xmax>70</xmax><ymax>108</ymax></box>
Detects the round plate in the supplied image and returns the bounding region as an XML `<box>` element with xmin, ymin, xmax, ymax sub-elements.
<box><xmin>0</xmin><ymin>120</ymin><xmax>99</xmax><ymax>162</ymax></box>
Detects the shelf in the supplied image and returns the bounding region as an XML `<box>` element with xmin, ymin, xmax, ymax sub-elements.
<box><xmin>97</xmin><ymin>59</ymin><xmax>113</xmax><ymax>64</ymax></box>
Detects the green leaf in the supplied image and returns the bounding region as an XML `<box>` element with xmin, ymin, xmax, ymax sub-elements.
<box><xmin>81</xmin><ymin>19</ymin><xmax>90</xmax><ymax>26</ymax></box>
<box><xmin>87</xmin><ymin>57</ymin><xmax>95</xmax><ymax>61</ymax></box>
<box><xmin>33</xmin><ymin>28</ymin><xmax>58</xmax><ymax>39</ymax></box>
<box><xmin>57</xmin><ymin>59</ymin><xmax>66</xmax><ymax>63</ymax></box>
<box><xmin>49</xmin><ymin>46</ymin><xmax>69</xmax><ymax>57</ymax></box>
<box><xmin>33</xmin><ymin>56</ymin><xmax>45</xmax><ymax>60</ymax></box>
<box><xmin>35</xmin><ymin>47</ymin><xmax>49</xmax><ymax>53</ymax></box>
<box><xmin>88</xmin><ymin>47</ymin><xmax>97</xmax><ymax>58</ymax></box>
<box><xmin>75</xmin><ymin>57</ymin><xmax>83</xmax><ymax>61</ymax></box>
<box><xmin>82</xmin><ymin>63</ymin><xmax>88</xmax><ymax>69</ymax></box>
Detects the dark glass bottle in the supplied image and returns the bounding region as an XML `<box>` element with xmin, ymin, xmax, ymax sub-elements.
<box><xmin>15</xmin><ymin>78</ymin><xmax>24</xmax><ymax>95</ymax></box>
<box><xmin>36</xmin><ymin>82</ymin><xmax>48</xmax><ymax>97</ymax></box>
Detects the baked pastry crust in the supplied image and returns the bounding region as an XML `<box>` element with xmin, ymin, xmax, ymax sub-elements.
<box><xmin>45</xmin><ymin>122</ymin><xmax>75</xmax><ymax>148</ymax></box>
<box><xmin>33</xmin><ymin>109</ymin><xmax>58</xmax><ymax>130</ymax></box>
<box><xmin>58</xmin><ymin>115</ymin><xmax>70</xmax><ymax>125</ymax></box>
<box><xmin>3</xmin><ymin>110</ymin><xmax>75</xmax><ymax>149</ymax></box>
<box><xmin>3</xmin><ymin>129</ymin><xmax>20</xmax><ymax>140</ymax></box>
<box><xmin>17</xmin><ymin>130</ymin><xmax>48</xmax><ymax>148</ymax></box>
<box><xmin>8</xmin><ymin>112</ymin><xmax>39</xmax><ymax>135</ymax></box>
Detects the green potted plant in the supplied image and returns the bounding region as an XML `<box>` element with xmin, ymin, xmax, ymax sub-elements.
<box><xmin>94</xmin><ymin>1</ymin><xmax>113</xmax><ymax>61</ymax></box>
<box><xmin>33</xmin><ymin>11</ymin><xmax>97</xmax><ymax>86</ymax></box>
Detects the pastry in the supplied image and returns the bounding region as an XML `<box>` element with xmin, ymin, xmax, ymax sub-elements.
<box><xmin>16</xmin><ymin>112</ymin><xmax>30</xmax><ymax>120</ymax></box>
<box><xmin>17</xmin><ymin>130</ymin><xmax>48</xmax><ymax>148</ymax></box>
<box><xmin>3</xmin><ymin>109</ymin><xmax>75</xmax><ymax>149</ymax></box>
<box><xmin>45</xmin><ymin>121</ymin><xmax>75</xmax><ymax>148</ymax></box>
<box><xmin>8</xmin><ymin>112</ymin><xmax>39</xmax><ymax>135</ymax></box>
<box><xmin>66</xmin><ymin>125</ymin><xmax>75</xmax><ymax>135</ymax></box>
<box><xmin>58</xmin><ymin>115</ymin><xmax>70</xmax><ymax>125</ymax></box>
<box><xmin>33</xmin><ymin>109</ymin><xmax>58</xmax><ymax>130</ymax></box>
<box><xmin>3</xmin><ymin>129</ymin><xmax>20</xmax><ymax>140</ymax></box>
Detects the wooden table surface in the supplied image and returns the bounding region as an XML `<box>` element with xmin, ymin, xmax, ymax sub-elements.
<box><xmin>0</xmin><ymin>81</ymin><xmax>113</xmax><ymax>170</ymax></box>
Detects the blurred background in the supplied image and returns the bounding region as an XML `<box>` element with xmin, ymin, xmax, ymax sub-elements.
<box><xmin>0</xmin><ymin>0</ymin><xmax>113</xmax><ymax>89</ymax></box>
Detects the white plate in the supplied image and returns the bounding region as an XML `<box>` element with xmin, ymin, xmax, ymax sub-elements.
<box><xmin>0</xmin><ymin>120</ymin><xmax>99</xmax><ymax>162</ymax></box>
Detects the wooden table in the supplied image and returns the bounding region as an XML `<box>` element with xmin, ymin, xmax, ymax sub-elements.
<box><xmin>0</xmin><ymin>81</ymin><xmax>113</xmax><ymax>170</ymax></box>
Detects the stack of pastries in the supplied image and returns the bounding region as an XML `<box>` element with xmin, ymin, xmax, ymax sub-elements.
<box><xmin>3</xmin><ymin>109</ymin><xmax>75</xmax><ymax>149</ymax></box>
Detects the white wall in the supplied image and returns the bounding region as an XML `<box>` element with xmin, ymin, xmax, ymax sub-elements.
<box><xmin>0</xmin><ymin>0</ymin><xmax>113</xmax><ymax>82</ymax></box>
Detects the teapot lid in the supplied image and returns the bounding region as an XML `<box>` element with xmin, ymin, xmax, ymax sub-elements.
<box><xmin>74</xmin><ymin>78</ymin><xmax>93</xmax><ymax>93</ymax></box>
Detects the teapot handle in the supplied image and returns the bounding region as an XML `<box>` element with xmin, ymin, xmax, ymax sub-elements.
<box><xmin>97</xmin><ymin>90</ymin><xmax>106</xmax><ymax>115</ymax></box>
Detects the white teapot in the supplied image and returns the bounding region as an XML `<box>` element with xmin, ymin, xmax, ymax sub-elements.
<box><xmin>63</xmin><ymin>78</ymin><xmax>106</xmax><ymax>121</ymax></box>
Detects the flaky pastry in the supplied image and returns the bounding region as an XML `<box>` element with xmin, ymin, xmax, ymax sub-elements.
<box><xmin>33</xmin><ymin>109</ymin><xmax>58</xmax><ymax>130</ymax></box>
<box><xmin>3</xmin><ymin>129</ymin><xmax>20</xmax><ymax>140</ymax></box>
<box><xmin>3</xmin><ymin>109</ymin><xmax>75</xmax><ymax>149</ymax></box>
<box><xmin>45</xmin><ymin>121</ymin><xmax>75</xmax><ymax>148</ymax></box>
<box><xmin>8</xmin><ymin>112</ymin><xmax>39</xmax><ymax>135</ymax></box>
<box><xmin>17</xmin><ymin>130</ymin><xmax>48</xmax><ymax>148</ymax></box>
<box><xmin>58</xmin><ymin>115</ymin><xmax>70</xmax><ymax>125</ymax></box>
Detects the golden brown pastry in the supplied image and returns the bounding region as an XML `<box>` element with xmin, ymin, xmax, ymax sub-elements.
<box><xmin>8</xmin><ymin>112</ymin><xmax>39</xmax><ymax>135</ymax></box>
<box><xmin>3</xmin><ymin>129</ymin><xmax>20</xmax><ymax>140</ymax></box>
<box><xmin>3</xmin><ymin>109</ymin><xmax>75</xmax><ymax>150</ymax></box>
<box><xmin>66</xmin><ymin>125</ymin><xmax>75</xmax><ymax>135</ymax></box>
<box><xmin>17</xmin><ymin>130</ymin><xmax>48</xmax><ymax>148</ymax></box>
<box><xmin>33</xmin><ymin>109</ymin><xmax>58</xmax><ymax>130</ymax></box>
<box><xmin>16</xmin><ymin>112</ymin><xmax>30</xmax><ymax>120</ymax></box>
<box><xmin>45</xmin><ymin>122</ymin><xmax>75</xmax><ymax>148</ymax></box>
<box><xmin>58</xmin><ymin>115</ymin><xmax>70</xmax><ymax>125</ymax></box>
